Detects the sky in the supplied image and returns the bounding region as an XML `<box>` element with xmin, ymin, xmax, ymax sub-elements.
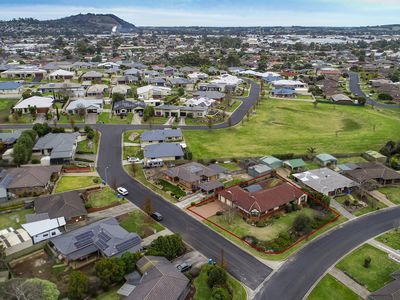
<box><xmin>0</xmin><ymin>0</ymin><xmax>399</xmax><ymax>27</ymax></box>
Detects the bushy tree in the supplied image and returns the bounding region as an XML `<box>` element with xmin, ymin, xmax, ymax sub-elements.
<box><xmin>120</xmin><ymin>252</ymin><xmax>142</xmax><ymax>274</ymax></box>
<box><xmin>33</xmin><ymin>123</ymin><xmax>51</xmax><ymax>137</ymax></box>
<box><xmin>211</xmin><ymin>287</ymin><xmax>231</xmax><ymax>300</ymax></box>
<box><xmin>146</xmin><ymin>234</ymin><xmax>185</xmax><ymax>260</ymax></box>
<box><xmin>68</xmin><ymin>271</ymin><xmax>88</xmax><ymax>300</ymax></box>
<box><xmin>293</xmin><ymin>214</ymin><xmax>312</xmax><ymax>234</ymax></box>
<box><xmin>112</xmin><ymin>93</ymin><xmax>125</xmax><ymax>103</ymax></box>
<box><xmin>94</xmin><ymin>258</ymin><xmax>125</xmax><ymax>289</ymax></box>
<box><xmin>207</xmin><ymin>265</ymin><xmax>227</xmax><ymax>288</ymax></box>
<box><xmin>143</xmin><ymin>106</ymin><xmax>154</xmax><ymax>122</ymax></box>
<box><xmin>12</xmin><ymin>130</ymin><xmax>37</xmax><ymax>165</ymax></box>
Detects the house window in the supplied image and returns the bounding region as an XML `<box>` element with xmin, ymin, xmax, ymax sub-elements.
<box><xmin>43</xmin><ymin>233</ymin><xmax>49</xmax><ymax>237</ymax></box>
<box><xmin>51</xmin><ymin>232</ymin><xmax>57</xmax><ymax>236</ymax></box>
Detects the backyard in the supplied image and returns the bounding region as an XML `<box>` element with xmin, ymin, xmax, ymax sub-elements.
<box><xmin>55</xmin><ymin>176</ymin><xmax>100</xmax><ymax>193</ymax></box>
<box><xmin>118</xmin><ymin>209</ymin><xmax>164</xmax><ymax>238</ymax></box>
<box><xmin>0</xmin><ymin>208</ymin><xmax>34</xmax><ymax>229</ymax></box>
<box><xmin>184</xmin><ymin>99</ymin><xmax>400</xmax><ymax>159</ymax></box>
<box><xmin>336</xmin><ymin>244</ymin><xmax>400</xmax><ymax>292</ymax></box>
<box><xmin>378</xmin><ymin>186</ymin><xmax>400</xmax><ymax>205</ymax></box>
<box><xmin>308</xmin><ymin>274</ymin><xmax>361</xmax><ymax>300</ymax></box>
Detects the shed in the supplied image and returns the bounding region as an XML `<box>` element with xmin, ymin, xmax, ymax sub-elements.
<box><xmin>248</xmin><ymin>164</ymin><xmax>272</xmax><ymax>178</ymax></box>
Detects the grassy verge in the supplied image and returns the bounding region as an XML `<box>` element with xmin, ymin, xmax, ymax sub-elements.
<box><xmin>308</xmin><ymin>274</ymin><xmax>361</xmax><ymax>300</ymax></box>
<box><xmin>119</xmin><ymin>210</ymin><xmax>164</xmax><ymax>238</ymax></box>
<box><xmin>55</xmin><ymin>176</ymin><xmax>100</xmax><ymax>193</ymax></box>
<box><xmin>376</xmin><ymin>229</ymin><xmax>400</xmax><ymax>250</ymax></box>
<box><xmin>226</xmin><ymin>100</ymin><xmax>242</xmax><ymax>113</ymax></box>
<box><xmin>194</xmin><ymin>265</ymin><xmax>247</xmax><ymax>300</ymax></box>
<box><xmin>336</xmin><ymin>244</ymin><xmax>400</xmax><ymax>291</ymax></box>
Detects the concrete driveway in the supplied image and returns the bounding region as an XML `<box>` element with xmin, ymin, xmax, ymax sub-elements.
<box><xmin>172</xmin><ymin>250</ymin><xmax>208</xmax><ymax>272</ymax></box>
<box><xmin>85</xmin><ymin>113</ymin><xmax>97</xmax><ymax>124</ymax></box>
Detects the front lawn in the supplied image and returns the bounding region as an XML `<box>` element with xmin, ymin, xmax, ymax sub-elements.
<box><xmin>97</xmin><ymin>112</ymin><xmax>133</xmax><ymax>124</ymax></box>
<box><xmin>77</xmin><ymin>132</ymin><xmax>99</xmax><ymax>154</ymax></box>
<box><xmin>376</xmin><ymin>229</ymin><xmax>400</xmax><ymax>250</ymax></box>
<box><xmin>308</xmin><ymin>274</ymin><xmax>361</xmax><ymax>300</ymax></box>
<box><xmin>157</xmin><ymin>179</ymin><xmax>186</xmax><ymax>199</ymax></box>
<box><xmin>378</xmin><ymin>186</ymin><xmax>400</xmax><ymax>205</ymax></box>
<box><xmin>0</xmin><ymin>99</ymin><xmax>18</xmax><ymax>123</ymax></box>
<box><xmin>226</xmin><ymin>100</ymin><xmax>242</xmax><ymax>113</ymax></box>
<box><xmin>57</xmin><ymin>114</ymin><xmax>85</xmax><ymax>124</ymax></box>
<box><xmin>0</xmin><ymin>208</ymin><xmax>34</xmax><ymax>230</ymax></box>
<box><xmin>119</xmin><ymin>210</ymin><xmax>164</xmax><ymax>238</ymax></box>
<box><xmin>123</xmin><ymin>146</ymin><xmax>143</xmax><ymax>160</ymax></box>
<box><xmin>145</xmin><ymin>116</ymin><xmax>169</xmax><ymax>124</ymax></box>
<box><xmin>336</xmin><ymin>244</ymin><xmax>400</xmax><ymax>292</ymax></box>
<box><xmin>55</xmin><ymin>176</ymin><xmax>100</xmax><ymax>193</ymax></box>
<box><xmin>194</xmin><ymin>265</ymin><xmax>247</xmax><ymax>300</ymax></box>
<box><xmin>208</xmin><ymin>207</ymin><xmax>317</xmax><ymax>242</ymax></box>
<box><xmin>336</xmin><ymin>194</ymin><xmax>387</xmax><ymax>217</ymax></box>
<box><xmin>86</xmin><ymin>186</ymin><xmax>121</xmax><ymax>209</ymax></box>
<box><xmin>184</xmin><ymin>99</ymin><xmax>400</xmax><ymax>159</ymax></box>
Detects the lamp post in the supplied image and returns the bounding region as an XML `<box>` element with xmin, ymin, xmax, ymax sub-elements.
<box><xmin>105</xmin><ymin>166</ymin><xmax>109</xmax><ymax>185</ymax></box>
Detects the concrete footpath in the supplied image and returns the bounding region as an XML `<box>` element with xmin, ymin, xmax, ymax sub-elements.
<box><xmin>142</xmin><ymin>229</ymin><xmax>173</xmax><ymax>246</ymax></box>
<box><xmin>330</xmin><ymin>199</ymin><xmax>356</xmax><ymax>220</ymax></box>
<box><xmin>329</xmin><ymin>267</ymin><xmax>369</xmax><ymax>299</ymax></box>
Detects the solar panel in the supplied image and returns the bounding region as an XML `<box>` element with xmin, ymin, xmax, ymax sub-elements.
<box><xmin>95</xmin><ymin>240</ymin><xmax>109</xmax><ymax>251</ymax></box>
<box><xmin>98</xmin><ymin>232</ymin><xmax>111</xmax><ymax>242</ymax></box>
<box><xmin>74</xmin><ymin>238</ymin><xmax>93</xmax><ymax>249</ymax></box>
<box><xmin>75</xmin><ymin>231</ymin><xmax>94</xmax><ymax>241</ymax></box>
<box><xmin>115</xmin><ymin>236</ymin><xmax>141</xmax><ymax>252</ymax></box>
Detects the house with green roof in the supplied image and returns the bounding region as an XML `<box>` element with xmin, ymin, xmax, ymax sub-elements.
<box><xmin>314</xmin><ymin>153</ymin><xmax>337</xmax><ymax>167</ymax></box>
<box><xmin>260</xmin><ymin>156</ymin><xmax>283</xmax><ymax>169</ymax></box>
<box><xmin>283</xmin><ymin>158</ymin><xmax>306</xmax><ymax>172</ymax></box>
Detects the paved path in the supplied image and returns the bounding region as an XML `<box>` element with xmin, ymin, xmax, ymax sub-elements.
<box><xmin>88</xmin><ymin>202</ymin><xmax>138</xmax><ymax>220</ymax></box>
<box><xmin>329</xmin><ymin>267</ymin><xmax>369</xmax><ymax>299</ymax></box>
<box><xmin>85</xmin><ymin>113</ymin><xmax>97</xmax><ymax>124</ymax></box>
<box><xmin>368</xmin><ymin>190</ymin><xmax>396</xmax><ymax>207</ymax></box>
<box><xmin>63</xmin><ymin>171</ymin><xmax>99</xmax><ymax>177</ymax></box>
<box><xmin>164</xmin><ymin>116</ymin><xmax>175</xmax><ymax>125</ymax></box>
<box><xmin>176</xmin><ymin>193</ymin><xmax>205</xmax><ymax>209</ymax></box>
<box><xmin>179</xmin><ymin>116</ymin><xmax>186</xmax><ymax>126</ymax></box>
<box><xmin>131</xmin><ymin>113</ymin><xmax>142</xmax><ymax>125</ymax></box>
<box><xmin>123</xmin><ymin>142</ymin><xmax>140</xmax><ymax>147</ymax></box>
<box><xmin>330</xmin><ymin>199</ymin><xmax>356</xmax><ymax>220</ymax></box>
<box><xmin>368</xmin><ymin>239</ymin><xmax>400</xmax><ymax>257</ymax></box>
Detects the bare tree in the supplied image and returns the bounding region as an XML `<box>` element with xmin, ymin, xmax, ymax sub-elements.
<box><xmin>143</xmin><ymin>196</ymin><xmax>154</xmax><ymax>215</ymax></box>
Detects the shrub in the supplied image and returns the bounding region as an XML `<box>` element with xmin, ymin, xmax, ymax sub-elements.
<box><xmin>207</xmin><ymin>265</ymin><xmax>227</xmax><ymax>288</ymax></box>
<box><xmin>211</xmin><ymin>286</ymin><xmax>231</xmax><ymax>300</ymax></box>
<box><xmin>364</xmin><ymin>256</ymin><xmax>372</xmax><ymax>268</ymax></box>
<box><xmin>145</xmin><ymin>234</ymin><xmax>185</xmax><ymax>260</ymax></box>
<box><xmin>31</xmin><ymin>158</ymin><xmax>40</xmax><ymax>164</ymax></box>
<box><xmin>68</xmin><ymin>271</ymin><xmax>88</xmax><ymax>300</ymax></box>
<box><xmin>293</xmin><ymin>214</ymin><xmax>312</xmax><ymax>234</ymax></box>
<box><xmin>94</xmin><ymin>258</ymin><xmax>125</xmax><ymax>289</ymax></box>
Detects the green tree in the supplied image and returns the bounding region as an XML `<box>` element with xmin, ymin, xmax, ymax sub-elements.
<box><xmin>293</xmin><ymin>214</ymin><xmax>312</xmax><ymax>234</ymax></box>
<box><xmin>26</xmin><ymin>278</ymin><xmax>60</xmax><ymax>300</ymax></box>
<box><xmin>146</xmin><ymin>234</ymin><xmax>185</xmax><ymax>260</ymax></box>
<box><xmin>68</xmin><ymin>271</ymin><xmax>88</xmax><ymax>300</ymax></box>
<box><xmin>120</xmin><ymin>252</ymin><xmax>142</xmax><ymax>274</ymax></box>
<box><xmin>207</xmin><ymin>265</ymin><xmax>227</xmax><ymax>288</ymax></box>
<box><xmin>211</xmin><ymin>287</ymin><xmax>230</xmax><ymax>300</ymax></box>
<box><xmin>33</xmin><ymin>123</ymin><xmax>51</xmax><ymax>137</ymax></box>
<box><xmin>112</xmin><ymin>93</ymin><xmax>125</xmax><ymax>103</ymax></box>
<box><xmin>94</xmin><ymin>258</ymin><xmax>125</xmax><ymax>289</ymax></box>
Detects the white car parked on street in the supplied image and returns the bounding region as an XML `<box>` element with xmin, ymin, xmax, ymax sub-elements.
<box><xmin>117</xmin><ymin>187</ymin><xmax>128</xmax><ymax>196</ymax></box>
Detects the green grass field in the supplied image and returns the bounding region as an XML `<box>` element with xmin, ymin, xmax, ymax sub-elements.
<box><xmin>184</xmin><ymin>99</ymin><xmax>400</xmax><ymax>159</ymax></box>
<box><xmin>119</xmin><ymin>210</ymin><xmax>164</xmax><ymax>238</ymax></box>
<box><xmin>77</xmin><ymin>132</ymin><xmax>99</xmax><ymax>154</ymax></box>
<box><xmin>86</xmin><ymin>186</ymin><xmax>120</xmax><ymax>209</ymax></box>
<box><xmin>55</xmin><ymin>176</ymin><xmax>100</xmax><ymax>193</ymax></box>
<box><xmin>336</xmin><ymin>244</ymin><xmax>400</xmax><ymax>292</ymax></box>
<box><xmin>194</xmin><ymin>265</ymin><xmax>247</xmax><ymax>300</ymax></box>
<box><xmin>378</xmin><ymin>186</ymin><xmax>400</xmax><ymax>205</ymax></box>
<box><xmin>98</xmin><ymin>112</ymin><xmax>133</xmax><ymax>124</ymax></box>
<box><xmin>0</xmin><ymin>99</ymin><xmax>18</xmax><ymax>123</ymax></box>
<box><xmin>376</xmin><ymin>230</ymin><xmax>400</xmax><ymax>250</ymax></box>
<box><xmin>308</xmin><ymin>274</ymin><xmax>361</xmax><ymax>300</ymax></box>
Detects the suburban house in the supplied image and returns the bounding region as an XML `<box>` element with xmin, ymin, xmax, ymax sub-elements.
<box><xmin>162</xmin><ymin>162</ymin><xmax>223</xmax><ymax>193</ymax></box>
<box><xmin>0</xmin><ymin>82</ymin><xmax>23</xmax><ymax>94</ymax></box>
<box><xmin>0</xmin><ymin>165</ymin><xmax>62</xmax><ymax>200</ymax></box>
<box><xmin>218</xmin><ymin>178</ymin><xmax>307</xmax><ymax>221</ymax></box>
<box><xmin>143</xmin><ymin>143</ymin><xmax>184</xmax><ymax>165</ymax></box>
<box><xmin>86</xmin><ymin>84</ymin><xmax>109</xmax><ymax>98</ymax></box>
<box><xmin>113</xmin><ymin>100</ymin><xmax>146</xmax><ymax>116</ymax></box>
<box><xmin>272</xmin><ymin>80</ymin><xmax>308</xmax><ymax>94</ymax></box>
<box><xmin>192</xmin><ymin>90</ymin><xmax>225</xmax><ymax>101</ymax></box>
<box><xmin>111</xmin><ymin>85</ymin><xmax>131</xmax><ymax>96</ymax></box>
<box><xmin>343</xmin><ymin>162</ymin><xmax>400</xmax><ymax>185</ymax></box>
<box><xmin>13</xmin><ymin>96</ymin><xmax>54</xmax><ymax>114</ymax></box>
<box><xmin>118</xmin><ymin>256</ymin><xmax>190</xmax><ymax>300</ymax></box>
<box><xmin>314</xmin><ymin>153</ymin><xmax>338</xmax><ymax>167</ymax></box>
<box><xmin>65</xmin><ymin>99</ymin><xmax>103</xmax><ymax>115</ymax></box>
<box><xmin>293</xmin><ymin>168</ymin><xmax>357</xmax><ymax>196</ymax></box>
<box><xmin>33</xmin><ymin>132</ymin><xmax>81</xmax><ymax>165</ymax></box>
<box><xmin>140</xmin><ymin>129</ymin><xmax>183</xmax><ymax>147</ymax></box>
<box><xmin>22</xmin><ymin>216</ymin><xmax>66</xmax><ymax>243</ymax></box>
<box><xmin>33</xmin><ymin>190</ymin><xmax>88</xmax><ymax>223</ymax></box>
<box><xmin>362</xmin><ymin>150</ymin><xmax>387</xmax><ymax>163</ymax></box>
<box><xmin>0</xmin><ymin>130</ymin><xmax>22</xmax><ymax>148</ymax></box>
<box><xmin>50</xmin><ymin>218</ymin><xmax>141</xmax><ymax>268</ymax></box>
<box><xmin>330</xmin><ymin>94</ymin><xmax>354</xmax><ymax>104</ymax></box>
<box><xmin>248</xmin><ymin>164</ymin><xmax>273</xmax><ymax>178</ymax></box>
<box><xmin>48</xmin><ymin>69</ymin><xmax>74</xmax><ymax>80</ymax></box>
<box><xmin>283</xmin><ymin>159</ymin><xmax>306</xmax><ymax>172</ymax></box>
<box><xmin>198</xmin><ymin>83</ymin><xmax>223</xmax><ymax>92</ymax></box>
<box><xmin>154</xmin><ymin>105</ymin><xmax>207</xmax><ymax>119</ymax></box>
<box><xmin>271</xmin><ymin>88</ymin><xmax>296</xmax><ymax>98</ymax></box>
<box><xmin>115</xmin><ymin>75</ymin><xmax>139</xmax><ymax>85</ymax></box>
<box><xmin>1</xmin><ymin>66</ymin><xmax>46</xmax><ymax>79</ymax></box>
<box><xmin>137</xmin><ymin>85</ymin><xmax>171</xmax><ymax>100</ymax></box>
<box><xmin>260</xmin><ymin>156</ymin><xmax>283</xmax><ymax>169</ymax></box>
<box><xmin>38</xmin><ymin>82</ymin><xmax>85</xmax><ymax>98</ymax></box>
<box><xmin>0</xmin><ymin>227</ymin><xmax>33</xmax><ymax>256</ymax></box>
<box><xmin>81</xmin><ymin>71</ymin><xmax>103</xmax><ymax>82</ymax></box>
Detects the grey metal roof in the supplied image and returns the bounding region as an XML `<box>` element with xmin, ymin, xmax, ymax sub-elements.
<box><xmin>0</xmin><ymin>82</ymin><xmax>22</xmax><ymax>90</ymax></box>
<box><xmin>51</xmin><ymin>217</ymin><xmax>141</xmax><ymax>260</ymax></box>
<box><xmin>163</xmin><ymin>162</ymin><xmax>219</xmax><ymax>183</ymax></box>
<box><xmin>33</xmin><ymin>132</ymin><xmax>80</xmax><ymax>160</ymax></box>
<box><xmin>143</xmin><ymin>143</ymin><xmax>184</xmax><ymax>159</ymax></box>
<box><xmin>113</xmin><ymin>100</ymin><xmax>145</xmax><ymax>111</ymax></box>
<box><xmin>193</xmin><ymin>90</ymin><xmax>225</xmax><ymax>99</ymax></box>
<box><xmin>0</xmin><ymin>131</ymin><xmax>22</xmax><ymax>144</ymax></box>
<box><xmin>141</xmin><ymin>129</ymin><xmax>182</xmax><ymax>142</ymax></box>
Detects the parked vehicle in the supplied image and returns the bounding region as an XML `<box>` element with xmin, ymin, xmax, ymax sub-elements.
<box><xmin>150</xmin><ymin>212</ymin><xmax>163</xmax><ymax>221</ymax></box>
<box><xmin>144</xmin><ymin>159</ymin><xmax>164</xmax><ymax>168</ymax></box>
<box><xmin>117</xmin><ymin>187</ymin><xmax>128</xmax><ymax>196</ymax></box>
<box><xmin>177</xmin><ymin>262</ymin><xmax>192</xmax><ymax>272</ymax></box>
<box><xmin>127</xmin><ymin>156</ymin><xmax>140</xmax><ymax>163</ymax></box>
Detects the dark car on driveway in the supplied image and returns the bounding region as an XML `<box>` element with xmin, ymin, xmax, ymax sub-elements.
<box><xmin>150</xmin><ymin>212</ymin><xmax>163</xmax><ymax>221</ymax></box>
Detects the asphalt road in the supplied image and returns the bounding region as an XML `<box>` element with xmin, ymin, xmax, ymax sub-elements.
<box><xmin>348</xmin><ymin>71</ymin><xmax>400</xmax><ymax>109</ymax></box>
<box><xmin>255</xmin><ymin>206</ymin><xmax>400</xmax><ymax>300</ymax></box>
<box><xmin>96</xmin><ymin>125</ymin><xmax>272</xmax><ymax>290</ymax></box>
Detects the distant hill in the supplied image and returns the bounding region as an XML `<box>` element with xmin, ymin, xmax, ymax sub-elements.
<box><xmin>0</xmin><ymin>13</ymin><xmax>136</xmax><ymax>36</ymax></box>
